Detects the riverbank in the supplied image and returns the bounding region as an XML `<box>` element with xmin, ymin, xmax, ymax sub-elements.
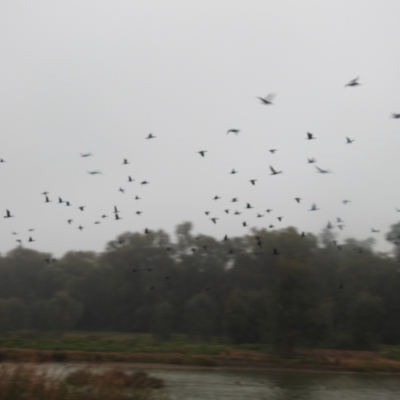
<box><xmin>1</xmin><ymin>332</ymin><xmax>400</xmax><ymax>373</ymax></box>
<box><xmin>1</xmin><ymin>347</ymin><xmax>400</xmax><ymax>373</ymax></box>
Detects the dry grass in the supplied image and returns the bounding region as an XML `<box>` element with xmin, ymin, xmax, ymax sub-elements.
<box><xmin>0</xmin><ymin>364</ymin><xmax>166</xmax><ymax>400</ymax></box>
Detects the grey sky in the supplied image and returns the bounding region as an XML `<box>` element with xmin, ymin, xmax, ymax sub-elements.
<box><xmin>1</xmin><ymin>1</ymin><xmax>400</xmax><ymax>257</ymax></box>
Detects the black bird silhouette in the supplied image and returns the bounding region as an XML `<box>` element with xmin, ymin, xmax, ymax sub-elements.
<box><xmin>141</xmin><ymin>181</ymin><xmax>149</xmax><ymax>185</ymax></box>
<box><xmin>144</xmin><ymin>228</ymin><xmax>151</xmax><ymax>234</ymax></box>
<box><xmin>45</xmin><ymin>196</ymin><xmax>51</xmax><ymax>203</ymax></box>
<box><xmin>146</xmin><ymin>133</ymin><xmax>156</xmax><ymax>139</ymax></box>
<box><xmin>4</xmin><ymin>210</ymin><xmax>13</xmax><ymax>218</ymax></box>
<box><xmin>28</xmin><ymin>236</ymin><xmax>35</xmax><ymax>242</ymax></box>
<box><xmin>315</xmin><ymin>166</ymin><xmax>331</xmax><ymax>173</ymax></box>
<box><xmin>0</xmin><ymin>159</ymin><xmax>5</xmax><ymax>163</ymax></box>
<box><xmin>246</xmin><ymin>203</ymin><xmax>253</xmax><ymax>209</ymax></box>
<box><xmin>257</xmin><ymin>93</ymin><xmax>275</xmax><ymax>105</ymax></box>
<box><xmin>227</xmin><ymin>129</ymin><xmax>240</xmax><ymax>135</ymax></box>
<box><xmin>306</xmin><ymin>132</ymin><xmax>315</xmax><ymax>140</ymax></box>
<box><xmin>80</xmin><ymin>152</ymin><xmax>92</xmax><ymax>157</ymax></box>
<box><xmin>224</xmin><ymin>209</ymin><xmax>230</xmax><ymax>214</ymax></box>
<box><xmin>277</xmin><ymin>216</ymin><xmax>283</xmax><ymax>222</ymax></box>
<box><xmin>210</xmin><ymin>218</ymin><xmax>218</xmax><ymax>224</ymax></box>
<box><xmin>123</xmin><ymin>159</ymin><xmax>129</xmax><ymax>165</ymax></box>
<box><xmin>136</xmin><ymin>211</ymin><xmax>143</xmax><ymax>215</ymax></box>
<box><xmin>242</xmin><ymin>221</ymin><xmax>247</xmax><ymax>227</ymax></box>
<box><xmin>16</xmin><ymin>239</ymin><xmax>22</xmax><ymax>244</ymax></box>
<box><xmin>231</xmin><ymin>198</ymin><xmax>238</xmax><ymax>202</ymax></box>
<box><xmin>342</xmin><ymin>200</ymin><xmax>351</xmax><ymax>205</ymax></box>
<box><xmin>256</xmin><ymin>213</ymin><xmax>264</xmax><ymax>218</ymax></box>
<box><xmin>307</xmin><ymin>157</ymin><xmax>316</xmax><ymax>163</ymax></box>
<box><xmin>119</xmin><ymin>188</ymin><xmax>125</xmax><ymax>193</ymax></box>
<box><xmin>249</xmin><ymin>180</ymin><xmax>257</xmax><ymax>185</ymax></box>
<box><xmin>65</xmin><ymin>201</ymin><xmax>71</xmax><ymax>206</ymax></box>
<box><xmin>295</xmin><ymin>198</ymin><xmax>301</xmax><ymax>203</ymax></box>
<box><xmin>78</xmin><ymin>226</ymin><xmax>84</xmax><ymax>231</ymax></box>
<box><xmin>346</xmin><ymin>137</ymin><xmax>355</xmax><ymax>144</ymax></box>
<box><xmin>213</xmin><ymin>196</ymin><xmax>221</xmax><ymax>200</ymax></box>
<box><xmin>78</xmin><ymin>206</ymin><xmax>85</xmax><ymax>211</ymax></box>
<box><xmin>128</xmin><ymin>176</ymin><xmax>134</xmax><ymax>182</ymax></box>
<box><xmin>88</xmin><ymin>171</ymin><xmax>102</xmax><ymax>175</ymax></box>
<box><xmin>42</xmin><ymin>192</ymin><xmax>49</xmax><ymax>195</ymax></box>
<box><xmin>266</xmin><ymin>209</ymin><xmax>272</xmax><ymax>213</ymax></box>
<box><xmin>309</xmin><ymin>203</ymin><xmax>319</xmax><ymax>211</ymax></box>
<box><xmin>391</xmin><ymin>113</ymin><xmax>400</xmax><ymax>119</ymax></box>
<box><xmin>269</xmin><ymin>149</ymin><xmax>277</xmax><ymax>154</ymax></box>
<box><xmin>345</xmin><ymin>77</ymin><xmax>360</xmax><ymax>87</ymax></box>
<box><xmin>198</xmin><ymin>151</ymin><xmax>207</xmax><ymax>157</ymax></box>
<box><xmin>115</xmin><ymin>213</ymin><xmax>122</xmax><ymax>220</ymax></box>
<box><xmin>205</xmin><ymin>211</ymin><xmax>210</xmax><ymax>215</ymax></box>
<box><xmin>371</xmin><ymin>228</ymin><xmax>380</xmax><ymax>233</ymax></box>
<box><xmin>269</xmin><ymin>165</ymin><xmax>282</xmax><ymax>175</ymax></box>
<box><xmin>135</xmin><ymin>196</ymin><xmax>141</xmax><ymax>200</ymax></box>
<box><xmin>58</xmin><ymin>197</ymin><xmax>64</xmax><ymax>203</ymax></box>
<box><xmin>67</xmin><ymin>220</ymin><xmax>73</xmax><ymax>224</ymax></box>
<box><xmin>230</xmin><ymin>169</ymin><xmax>238</xmax><ymax>174</ymax></box>
<box><xmin>114</xmin><ymin>206</ymin><xmax>120</xmax><ymax>214</ymax></box>
<box><xmin>273</xmin><ymin>247</ymin><xmax>280</xmax><ymax>255</ymax></box>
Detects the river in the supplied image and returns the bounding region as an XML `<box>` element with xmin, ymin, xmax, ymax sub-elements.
<box><xmin>25</xmin><ymin>363</ymin><xmax>400</xmax><ymax>400</ymax></box>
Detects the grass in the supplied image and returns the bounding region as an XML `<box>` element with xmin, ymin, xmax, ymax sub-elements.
<box><xmin>0</xmin><ymin>364</ymin><xmax>166</xmax><ymax>400</ymax></box>
<box><xmin>1</xmin><ymin>331</ymin><xmax>400</xmax><ymax>372</ymax></box>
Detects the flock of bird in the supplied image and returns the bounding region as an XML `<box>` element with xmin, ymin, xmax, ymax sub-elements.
<box><xmin>3</xmin><ymin>76</ymin><xmax>400</xmax><ymax>261</ymax></box>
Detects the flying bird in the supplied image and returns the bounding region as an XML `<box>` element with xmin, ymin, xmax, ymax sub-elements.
<box><xmin>306</xmin><ymin>132</ymin><xmax>316</xmax><ymax>140</ymax></box>
<box><xmin>141</xmin><ymin>181</ymin><xmax>149</xmax><ymax>185</ymax></box>
<box><xmin>88</xmin><ymin>171</ymin><xmax>102</xmax><ymax>175</ymax></box>
<box><xmin>269</xmin><ymin>165</ymin><xmax>282</xmax><ymax>175</ymax></box>
<box><xmin>269</xmin><ymin>149</ymin><xmax>277</xmax><ymax>154</ymax></box>
<box><xmin>210</xmin><ymin>218</ymin><xmax>218</xmax><ymax>224</ymax></box>
<box><xmin>315</xmin><ymin>166</ymin><xmax>331</xmax><ymax>173</ymax></box>
<box><xmin>128</xmin><ymin>176</ymin><xmax>134</xmax><ymax>182</ymax></box>
<box><xmin>257</xmin><ymin>93</ymin><xmax>275</xmax><ymax>105</ymax></box>
<box><xmin>230</xmin><ymin>169</ymin><xmax>238</xmax><ymax>174</ymax></box>
<box><xmin>342</xmin><ymin>200</ymin><xmax>351</xmax><ymax>205</ymax></box>
<box><xmin>273</xmin><ymin>247</ymin><xmax>280</xmax><ymax>255</ymax></box>
<box><xmin>115</xmin><ymin>213</ymin><xmax>122</xmax><ymax>220</ymax></box>
<box><xmin>80</xmin><ymin>153</ymin><xmax>92</xmax><ymax>157</ymax></box>
<box><xmin>295</xmin><ymin>198</ymin><xmax>301</xmax><ymax>203</ymax></box>
<box><xmin>309</xmin><ymin>203</ymin><xmax>319</xmax><ymax>211</ymax></box>
<box><xmin>345</xmin><ymin>77</ymin><xmax>361</xmax><ymax>87</ymax></box>
<box><xmin>391</xmin><ymin>113</ymin><xmax>400</xmax><ymax>119</ymax></box>
<box><xmin>227</xmin><ymin>129</ymin><xmax>240</xmax><ymax>135</ymax></box>
<box><xmin>146</xmin><ymin>133</ymin><xmax>156</xmax><ymax>139</ymax></box>
<box><xmin>67</xmin><ymin>220</ymin><xmax>73</xmax><ymax>224</ymax></box>
<box><xmin>371</xmin><ymin>228</ymin><xmax>380</xmax><ymax>233</ymax></box>
<box><xmin>307</xmin><ymin>158</ymin><xmax>316</xmax><ymax>163</ymax></box>
<box><xmin>249</xmin><ymin>180</ymin><xmax>257</xmax><ymax>185</ymax></box>
<box><xmin>78</xmin><ymin>206</ymin><xmax>85</xmax><ymax>211</ymax></box>
<box><xmin>45</xmin><ymin>196</ymin><xmax>51</xmax><ymax>203</ymax></box>
<box><xmin>4</xmin><ymin>210</ymin><xmax>13</xmax><ymax>218</ymax></box>
<box><xmin>123</xmin><ymin>159</ymin><xmax>129</xmax><ymax>165</ymax></box>
<box><xmin>198</xmin><ymin>151</ymin><xmax>207</xmax><ymax>157</ymax></box>
<box><xmin>346</xmin><ymin>137</ymin><xmax>355</xmax><ymax>144</ymax></box>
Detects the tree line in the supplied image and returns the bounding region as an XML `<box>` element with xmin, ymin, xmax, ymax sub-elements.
<box><xmin>0</xmin><ymin>221</ymin><xmax>400</xmax><ymax>357</ymax></box>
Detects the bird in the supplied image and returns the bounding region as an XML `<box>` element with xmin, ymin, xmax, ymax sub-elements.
<box><xmin>210</xmin><ymin>218</ymin><xmax>218</xmax><ymax>224</ymax></box>
<box><xmin>342</xmin><ymin>200</ymin><xmax>351</xmax><ymax>205</ymax></box>
<box><xmin>246</xmin><ymin>203</ymin><xmax>253</xmax><ymax>209</ymax></box>
<box><xmin>16</xmin><ymin>239</ymin><xmax>22</xmax><ymax>244</ymax></box>
<box><xmin>230</xmin><ymin>169</ymin><xmax>238</xmax><ymax>174</ymax></box>
<box><xmin>115</xmin><ymin>213</ymin><xmax>122</xmax><ymax>220</ymax></box>
<box><xmin>242</xmin><ymin>221</ymin><xmax>247</xmax><ymax>227</ymax></box>
<box><xmin>67</xmin><ymin>220</ymin><xmax>73</xmax><ymax>224</ymax></box>
<box><xmin>345</xmin><ymin>77</ymin><xmax>360</xmax><ymax>87</ymax></box>
<box><xmin>136</xmin><ymin>211</ymin><xmax>143</xmax><ymax>215</ymax></box>
<box><xmin>28</xmin><ymin>236</ymin><xmax>35</xmax><ymax>242</ymax></box>
<box><xmin>315</xmin><ymin>166</ymin><xmax>331</xmax><ymax>173</ymax></box>
<box><xmin>391</xmin><ymin>113</ymin><xmax>400</xmax><ymax>119</ymax></box>
<box><xmin>134</xmin><ymin>196</ymin><xmax>141</xmax><ymax>200</ymax></box>
<box><xmin>266</xmin><ymin>209</ymin><xmax>272</xmax><ymax>213</ymax></box>
<box><xmin>273</xmin><ymin>247</ymin><xmax>280</xmax><ymax>255</ymax></box>
<box><xmin>144</xmin><ymin>228</ymin><xmax>151</xmax><ymax>234</ymax></box>
<box><xmin>45</xmin><ymin>196</ymin><xmax>51</xmax><ymax>203</ymax></box>
<box><xmin>80</xmin><ymin>152</ymin><xmax>92</xmax><ymax>157</ymax></box>
<box><xmin>88</xmin><ymin>171</ymin><xmax>102</xmax><ymax>175</ymax></box>
<box><xmin>65</xmin><ymin>201</ymin><xmax>71</xmax><ymax>206</ymax></box>
<box><xmin>0</xmin><ymin>159</ymin><xmax>5</xmax><ymax>163</ymax></box>
<box><xmin>306</xmin><ymin>132</ymin><xmax>315</xmax><ymax>140</ymax></box>
<box><xmin>269</xmin><ymin>149</ymin><xmax>277</xmax><ymax>154</ymax></box>
<box><xmin>58</xmin><ymin>197</ymin><xmax>64</xmax><ymax>204</ymax></box>
<box><xmin>141</xmin><ymin>181</ymin><xmax>149</xmax><ymax>185</ymax></box>
<box><xmin>119</xmin><ymin>188</ymin><xmax>125</xmax><ymax>193</ymax></box>
<box><xmin>295</xmin><ymin>198</ymin><xmax>301</xmax><ymax>203</ymax></box>
<box><xmin>257</xmin><ymin>93</ymin><xmax>275</xmax><ymax>105</ymax></box>
<box><xmin>146</xmin><ymin>133</ymin><xmax>156</xmax><ymax>139</ymax></box>
<box><xmin>113</xmin><ymin>206</ymin><xmax>120</xmax><ymax>214</ymax></box>
<box><xmin>4</xmin><ymin>210</ymin><xmax>13</xmax><ymax>218</ymax></box>
<box><xmin>128</xmin><ymin>176</ymin><xmax>134</xmax><ymax>182</ymax></box>
<box><xmin>338</xmin><ymin>224</ymin><xmax>345</xmax><ymax>230</ymax></box>
<box><xmin>224</xmin><ymin>209</ymin><xmax>230</xmax><ymax>214</ymax></box>
<box><xmin>249</xmin><ymin>180</ymin><xmax>257</xmax><ymax>185</ymax></box>
<box><xmin>123</xmin><ymin>159</ymin><xmax>129</xmax><ymax>165</ymax></box>
<box><xmin>307</xmin><ymin>158</ymin><xmax>316</xmax><ymax>163</ymax></box>
<box><xmin>277</xmin><ymin>216</ymin><xmax>283</xmax><ymax>222</ymax></box>
<box><xmin>309</xmin><ymin>203</ymin><xmax>319</xmax><ymax>211</ymax></box>
<box><xmin>231</xmin><ymin>198</ymin><xmax>238</xmax><ymax>202</ymax></box>
<box><xmin>101</xmin><ymin>215</ymin><xmax>107</xmax><ymax>218</ymax></box>
<box><xmin>326</xmin><ymin>221</ymin><xmax>333</xmax><ymax>229</ymax></box>
<box><xmin>223</xmin><ymin>234</ymin><xmax>229</xmax><ymax>241</ymax></box>
<box><xmin>227</xmin><ymin>129</ymin><xmax>240</xmax><ymax>135</ymax></box>
<box><xmin>78</xmin><ymin>226</ymin><xmax>84</xmax><ymax>231</ymax></box>
<box><xmin>78</xmin><ymin>206</ymin><xmax>85</xmax><ymax>211</ymax></box>
<box><xmin>269</xmin><ymin>165</ymin><xmax>282</xmax><ymax>175</ymax></box>
<box><xmin>213</xmin><ymin>196</ymin><xmax>221</xmax><ymax>200</ymax></box>
<box><xmin>198</xmin><ymin>151</ymin><xmax>207</xmax><ymax>157</ymax></box>
<box><xmin>371</xmin><ymin>228</ymin><xmax>380</xmax><ymax>233</ymax></box>
<box><xmin>205</xmin><ymin>211</ymin><xmax>210</xmax><ymax>215</ymax></box>
<box><xmin>256</xmin><ymin>213</ymin><xmax>264</xmax><ymax>218</ymax></box>
<box><xmin>346</xmin><ymin>137</ymin><xmax>355</xmax><ymax>144</ymax></box>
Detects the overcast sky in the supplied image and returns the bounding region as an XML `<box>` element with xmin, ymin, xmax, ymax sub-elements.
<box><xmin>1</xmin><ymin>1</ymin><xmax>400</xmax><ymax>257</ymax></box>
